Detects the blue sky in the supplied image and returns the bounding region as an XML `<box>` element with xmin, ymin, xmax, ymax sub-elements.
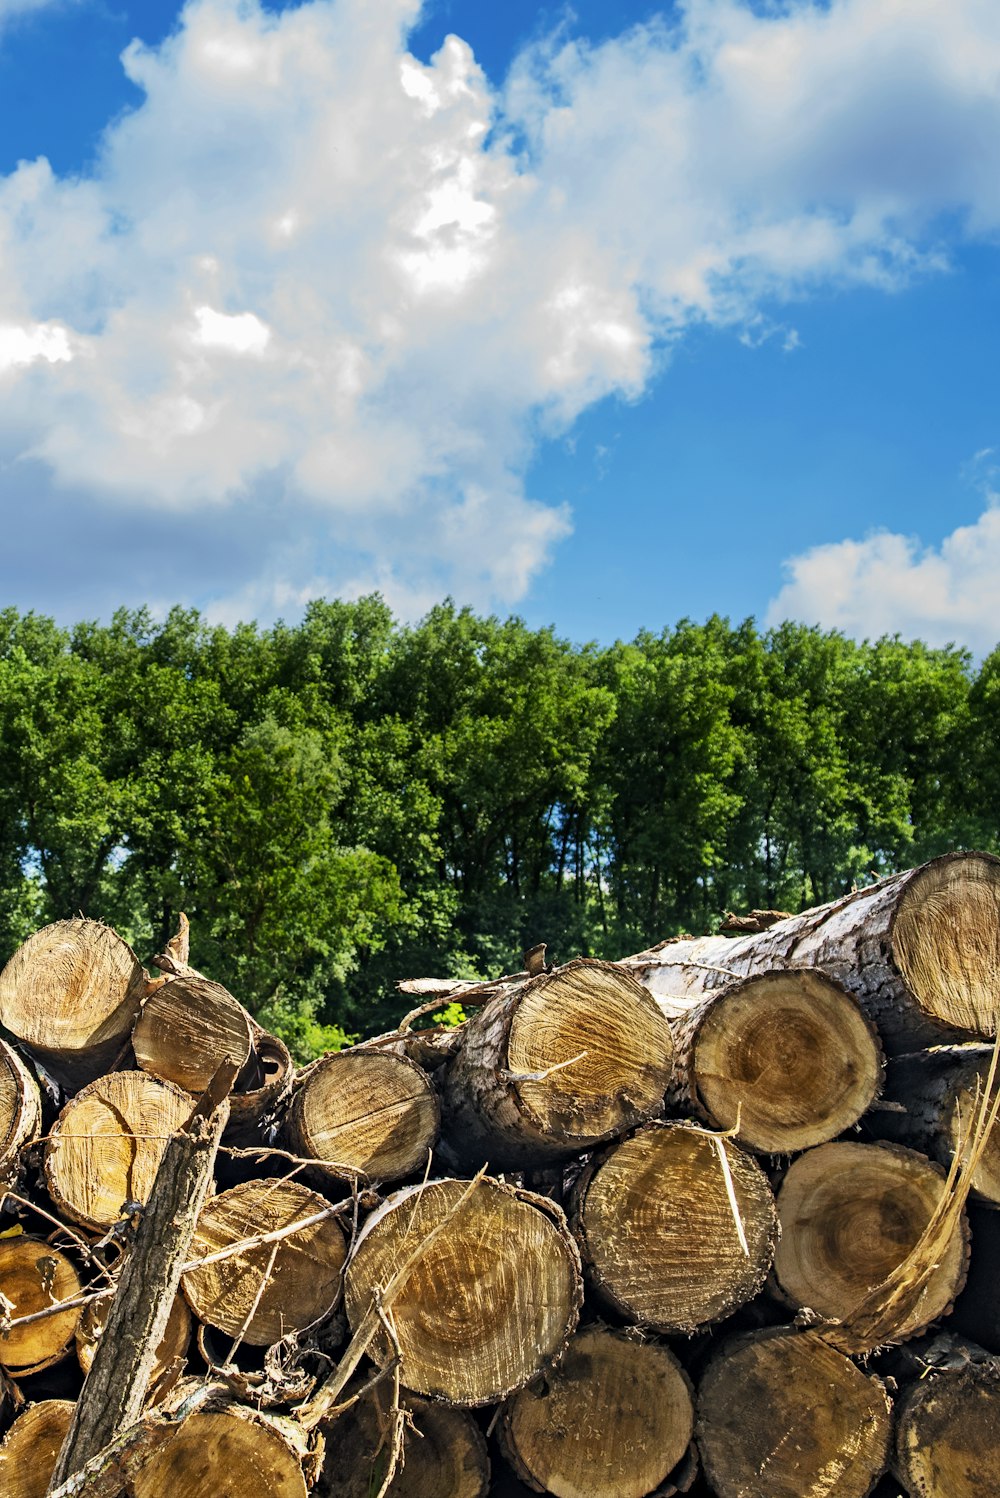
<box><xmin>1</xmin><ymin>0</ymin><xmax>998</xmax><ymax>649</ymax></box>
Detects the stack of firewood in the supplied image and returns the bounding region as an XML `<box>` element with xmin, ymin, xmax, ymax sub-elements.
<box><xmin>0</xmin><ymin>852</ymin><xmax>999</xmax><ymax>1497</ymax></box>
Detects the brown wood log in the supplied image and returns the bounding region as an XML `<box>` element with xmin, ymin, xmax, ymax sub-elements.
<box><xmin>0</xmin><ymin>1037</ymin><xmax>42</xmax><ymax>1186</ymax></box>
<box><xmin>666</xmin><ymin>969</ymin><xmax>883</xmax><ymax>1153</ymax></box>
<box><xmin>282</xmin><ymin>1050</ymin><xmax>439</xmax><ymax>1184</ymax></box>
<box><xmin>894</xmin><ymin>1354</ymin><xmax>1000</xmax><ymax>1496</ymax></box>
<box><xmin>0</xmin><ymin>1237</ymin><xmax>82</xmax><ymax>1376</ymax></box>
<box><xmin>0</xmin><ymin>1399</ymin><xmax>74</xmax><ymax>1498</ymax></box>
<box><xmin>127</xmin><ymin>1404</ymin><xmax>315</xmax><ymax>1498</ymax></box>
<box><xmin>626</xmin><ymin>852</ymin><xmax>1000</xmax><ymax>1053</ymax></box>
<box><xmin>132</xmin><ymin>976</ymin><xmax>252</xmax><ymax>1095</ymax></box>
<box><xmin>181</xmin><ymin>1177</ymin><xmax>347</xmax><ymax>1346</ymax></box>
<box><xmin>571</xmin><ymin>1121</ymin><xmax>777</xmax><ymax>1334</ymax></box>
<box><xmin>440</xmin><ymin>959</ymin><xmax>674</xmax><ymax>1168</ymax></box>
<box><xmin>696</xmin><ymin>1328</ymin><xmax>892</xmax><ymax>1498</ymax></box>
<box><xmin>76</xmin><ymin>1291</ymin><xmax>191</xmax><ymax>1403</ymax></box>
<box><xmin>44</xmin><ymin>1070</ymin><xmax>194</xmax><ymax>1231</ymax></box>
<box><xmin>0</xmin><ymin>920</ymin><xmax>146</xmax><ymax>1088</ymax></box>
<box><xmin>772</xmin><ymin>1140</ymin><xmax>969</xmax><ymax>1347</ymax></box>
<box><xmin>343</xmin><ymin>1176</ymin><xmax>582</xmax><ymax>1406</ymax></box>
<box><xmin>226</xmin><ymin>1020</ymin><xmax>294</xmax><ymax>1142</ymax></box>
<box><xmin>318</xmin><ymin>1387</ymin><xmax>489</xmax><ymax>1497</ymax></box>
<box><xmin>872</xmin><ymin>1044</ymin><xmax>1000</xmax><ymax>1205</ymax></box>
<box><xmin>499</xmin><ymin>1324</ymin><xmax>694</xmax><ymax>1498</ymax></box>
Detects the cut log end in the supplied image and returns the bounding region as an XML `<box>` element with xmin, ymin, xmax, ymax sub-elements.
<box><xmin>892</xmin><ymin>853</ymin><xmax>1000</xmax><ymax>1039</ymax></box>
<box><xmin>574</xmin><ymin>1121</ymin><xmax>777</xmax><ymax>1335</ymax></box>
<box><xmin>895</xmin><ymin>1360</ymin><xmax>1000</xmax><ymax>1497</ymax></box>
<box><xmin>128</xmin><ymin>1408</ymin><xmax>310</xmax><ymax>1498</ymax></box>
<box><xmin>500</xmin><ymin>1325</ymin><xmax>694</xmax><ymax>1498</ymax></box>
<box><xmin>133</xmin><ymin>976</ymin><xmax>252</xmax><ymax>1095</ymax></box>
<box><xmin>344</xmin><ymin>1177</ymin><xmax>582</xmax><ymax>1406</ymax></box>
<box><xmin>0</xmin><ymin>1398</ymin><xmax>74</xmax><ymax>1498</ymax></box>
<box><xmin>0</xmin><ymin>1037</ymin><xmax>42</xmax><ymax>1181</ymax></box>
<box><xmin>0</xmin><ymin>1237</ymin><xmax>82</xmax><ymax>1375</ymax></box>
<box><xmin>696</xmin><ymin>1329</ymin><xmax>892</xmax><ymax>1498</ymax></box>
<box><xmin>285</xmin><ymin>1050</ymin><xmax>439</xmax><ymax>1183</ymax></box>
<box><xmin>319</xmin><ymin>1389</ymin><xmax>490</xmax><ymax>1498</ymax></box>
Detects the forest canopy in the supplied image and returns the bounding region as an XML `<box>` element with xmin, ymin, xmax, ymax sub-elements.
<box><xmin>0</xmin><ymin>599</ymin><xmax>993</xmax><ymax>1057</ymax></box>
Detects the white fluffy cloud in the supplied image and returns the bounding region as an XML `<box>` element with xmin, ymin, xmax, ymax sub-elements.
<box><xmin>2</xmin><ymin>0</ymin><xmax>1000</xmax><ymax>620</ymax></box>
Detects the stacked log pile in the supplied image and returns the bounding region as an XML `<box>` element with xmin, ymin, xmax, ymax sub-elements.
<box><xmin>0</xmin><ymin>853</ymin><xmax>999</xmax><ymax>1495</ymax></box>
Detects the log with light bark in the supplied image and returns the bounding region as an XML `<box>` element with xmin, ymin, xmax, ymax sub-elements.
<box><xmin>872</xmin><ymin>1045</ymin><xmax>1000</xmax><ymax>1206</ymax></box>
<box><xmin>499</xmin><ymin>1324</ymin><xmax>695</xmax><ymax>1498</ymax></box>
<box><xmin>132</xmin><ymin>976</ymin><xmax>252</xmax><ymax>1096</ymax></box>
<box><xmin>894</xmin><ymin>1353</ymin><xmax>1000</xmax><ymax>1496</ymax></box>
<box><xmin>571</xmin><ymin>1121</ymin><xmax>778</xmax><ymax>1334</ymax></box>
<box><xmin>127</xmin><ymin>1404</ymin><xmax>316</xmax><ymax>1498</ymax></box>
<box><xmin>440</xmin><ymin>959</ymin><xmax>674</xmax><ymax>1169</ymax></box>
<box><xmin>343</xmin><ymin>1176</ymin><xmax>582</xmax><ymax>1406</ymax></box>
<box><xmin>44</xmin><ymin>1070</ymin><xmax>195</xmax><ymax>1231</ymax></box>
<box><xmin>0</xmin><ymin>1237</ymin><xmax>83</xmax><ymax>1376</ymax></box>
<box><xmin>772</xmin><ymin>1140</ymin><xmax>969</xmax><ymax>1347</ymax></box>
<box><xmin>0</xmin><ymin>920</ymin><xmax>147</xmax><ymax>1088</ymax></box>
<box><xmin>181</xmin><ymin>1177</ymin><xmax>347</xmax><ymax>1346</ymax></box>
<box><xmin>282</xmin><ymin>1050</ymin><xmax>439</xmax><ymax>1184</ymax></box>
<box><xmin>626</xmin><ymin>852</ymin><xmax>1000</xmax><ymax>1053</ymax></box>
<box><xmin>696</xmin><ymin>1328</ymin><xmax>893</xmax><ymax>1498</ymax></box>
<box><xmin>0</xmin><ymin>1036</ymin><xmax>42</xmax><ymax>1186</ymax></box>
<box><xmin>318</xmin><ymin>1387</ymin><xmax>490</xmax><ymax>1498</ymax></box>
<box><xmin>664</xmin><ymin>969</ymin><xmax>883</xmax><ymax>1153</ymax></box>
<box><xmin>0</xmin><ymin>1399</ymin><xmax>74</xmax><ymax>1498</ymax></box>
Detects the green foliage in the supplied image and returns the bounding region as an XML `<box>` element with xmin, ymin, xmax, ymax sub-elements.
<box><xmin>0</xmin><ymin>598</ymin><xmax>988</xmax><ymax>1057</ymax></box>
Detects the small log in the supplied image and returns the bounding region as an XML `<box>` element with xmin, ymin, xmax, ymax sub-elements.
<box><xmin>0</xmin><ymin>1038</ymin><xmax>42</xmax><ymax>1186</ymax></box>
<box><xmin>181</xmin><ymin>1178</ymin><xmax>347</xmax><ymax>1346</ymax></box>
<box><xmin>127</xmin><ymin>1404</ymin><xmax>314</xmax><ymax>1498</ymax></box>
<box><xmin>0</xmin><ymin>1399</ymin><xmax>74</xmax><ymax>1498</ymax></box>
<box><xmin>571</xmin><ymin>1121</ymin><xmax>778</xmax><ymax>1334</ymax></box>
<box><xmin>0</xmin><ymin>920</ymin><xmax>146</xmax><ymax>1088</ymax></box>
<box><xmin>76</xmin><ymin>1291</ymin><xmax>191</xmax><ymax>1403</ymax></box>
<box><xmin>666</xmin><ymin>969</ymin><xmax>883</xmax><ymax>1153</ymax></box>
<box><xmin>626</xmin><ymin>852</ymin><xmax>1000</xmax><ymax>1053</ymax></box>
<box><xmin>440</xmin><ymin>959</ymin><xmax>674</xmax><ymax>1168</ymax></box>
<box><xmin>696</xmin><ymin>1328</ymin><xmax>892</xmax><ymax>1498</ymax></box>
<box><xmin>344</xmin><ymin>1176</ymin><xmax>582</xmax><ymax>1406</ymax></box>
<box><xmin>894</xmin><ymin>1353</ymin><xmax>1000</xmax><ymax>1496</ymax></box>
<box><xmin>0</xmin><ymin>1237</ymin><xmax>83</xmax><ymax>1376</ymax></box>
<box><xmin>873</xmin><ymin>1044</ymin><xmax>1000</xmax><ymax>1205</ymax></box>
<box><xmin>132</xmin><ymin>976</ymin><xmax>252</xmax><ymax>1095</ymax></box>
<box><xmin>772</xmin><ymin>1140</ymin><xmax>969</xmax><ymax>1347</ymax></box>
<box><xmin>318</xmin><ymin>1388</ymin><xmax>489</xmax><ymax>1497</ymax></box>
<box><xmin>282</xmin><ymin>1051</ymin><xmax>439</xmax><ymax>1184</ymax></box>
<box><xmin>226</xmin><ymin>1020</ymin><xmax>294</xmax><ymax>1142</ymax></box>
<box><xmin>499</xmin><ymin>1324</ymin><xmax>694</xmax><ymax>1498</ymax></box>
<box><xmin>45</xmin><ymin>1070</ymin><xmax>195</xmax><ymax>1231</ymax></box>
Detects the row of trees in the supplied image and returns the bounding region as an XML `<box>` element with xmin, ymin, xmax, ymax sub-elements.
<box><xmin>0</xmin><ymin>599</ymin><xmax>995</xmax><ymax>1055</ymax></box>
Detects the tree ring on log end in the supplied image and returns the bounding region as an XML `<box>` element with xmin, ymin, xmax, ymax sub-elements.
<box><xmin>0</xmin><ymin>1237</ymin><xmax>82</xmax><ymax>1375</ymax></box>
<box><xmin>285</xmin><ymin>1050</ymin><xmax>439</xmax><ymax>1183</ymax></box>
<box><xmin>344</xmin><ymin>1176</ymin><xmax>582</xmax><ymax>1406</ymax></box>
<box><xmin>133</xmin><ymin>976</ymin><xmax>252</xmax><ymax>1095</ymax></box>
<box><xmin>574</xmin><ymin>1122</ymin><xmax>777</xmax><ymax>1334</ymax></box>
<box><xmin>0</xmin><ymin>1036</ymin><xmax>41</xmax><ymax>1175</ymax></box>
<box><xmin>690</xmin><ymin>971</ymin><xmax>882</xmax><ymax>1153</ymax></box>
<box><xmin>892</xmin><ymin>853</ymin><xmax>1000</xmax><ymax>1038</ymax></box>
<box><xmin>896</xmin><ymin>1360</ymin><xmax>1000</xmax><ymax>1497</ymax></box>
<box><xmin>0</xmin><ymin>1398</ymin><xmax>74</xmax><ymax>1498</ymax></box>
<box><xmin>129</xmin><ymin>1408</ymin><xmax>309</xmax><ymax>1498</ymax></box>
<box><xmin>501</xmin><ymin>1324</ymin><xmax>694</xmax><ymax>1498</ymax></box>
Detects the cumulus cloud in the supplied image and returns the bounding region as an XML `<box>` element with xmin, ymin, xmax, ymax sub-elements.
<box><xmin>2</xmin><ymin>0</ymin><xmax>1000</xmax><ymax>620</ymax></box>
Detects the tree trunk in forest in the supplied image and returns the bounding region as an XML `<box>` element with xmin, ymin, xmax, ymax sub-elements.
<box><xmin>665</xmin><ymin>969</ymin><xmax>883</xmax><ymax>1153</ymax></box>
<box><xmin>872</xmin><ymin>1044</ymin><xmax>1000</xmax><ymax>1206</ymax></box>
<box><xmin>772</xmin><ymin>1141</ymin><xmax>969</xmax><ymax>1348</ymax></box>
<box><xmin>440</xmin><ymin>960</ymin><xmax>674</xmax><ymax>1169</ymax></box>
<box><xmin>0</xmin><ymin>1400</ymin><xmax>74</xmax><ymax>1498</ymax></box>
<box><xmin>0</xmin><ymin>1237</ymin><xmax>83</xmax><ymax>1376</ymax></box>
<box><xmin>0</xmin><ymin>1036</ymin><xmax>42</xmax><ymax>1186</ymax></box>
<box><xmin>132</xmin><ymin>976</ymin><xmax>252</xmax><ymax>1096</ymax></box>
<box><xmin>625</xmin><ymin>852</ymin><xmax>1000</xmax><ymax>1053</ymax></box>
<box><xmin>695</xmin><ymin>1328</ymin><xmax>892</xmax><ymax>1498</ymax></box>
<box><xmin>571</xmin><ymin>1121</ymin><xmax>777</xmax><ymax>1335</ymax></box>
<box><xmin>0</xmin><ymin>920</ymin><xmax>146</xmax><ymax>1088</ymax></box>
<box><xmin>894</xmin><ymin>1354</ymin><xmax>1000</xmax><ymax>1497</ymax></box>
<box><xmin>499</xmin><ymin>1324</ymin><xmax>695</xmax><ymax>1498</ymax></box>
<box><xmin>343</xmin><ymin>1176</ymin><xmax>582</xmax><ymax>1407</ymax></box>
<box><xmin>317</xmin><ymin>1388</ymin><xmax>490</xmax><ymax>1498</ymax></box>
<box><xmin>282</xmin><ymin>1050</ymin><xmax>439</xmax><ymax>1185</ymax></box>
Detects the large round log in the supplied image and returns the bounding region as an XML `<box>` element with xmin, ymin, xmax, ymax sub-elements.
<box><xmin>128</xmin><ymin>1405</ymin><xmax>313</xmax><ymax>1498</ymax></box>
<box><xmin>667</xmin><ymin>969</ymin><xmax>883</xmax><ymax>1153</ymax></box>
<box><xmin>572</xmin><ymin>1121</ymin><xmax>777</xmax><ymax>1334</ymax></box>
<box><xmin>873</xmin><ymin>1045</ymin><xmax>1000</xmax><ymax>1205</ymax></box>
<box><xmin>182</xmin><ymin>1178</ymin><xmax>346</xmax><ymax>1345</ymax></box>
<box><xmin>344</xmin><ymin>1176</ymin><xmax>582</xmax><ymax>1406</ymax></box>
<box><xmin>319</xmin><ymin>1388</ymin><xmax>490</xmax><ymax>1497</ymax></box>
<box><xmin>0</xmin><ymin>1398</ymin><xmax>74</xmax><ymax>1498</ymax></box>
<box><xmin>499</xmin><ymin>1324</ymin><xmax>694</xmax><ymax>1498</ymax></box>
<box><xmin>440</xmin><ymin>960</ymin><xmax>674</xmax><ymax>1168</ymax></box>
<box><xmin>282</xmin><ymin>1050</ymin><xmax>439</xmax><ymax>1184</ymax></box>
<box><xmin>133</xmin><ymin>976</ymin><xmax>252</xmax><ymax>1096</ymax></box>
<box><xmin>773</xmin><ymin>1140</ymin><xmax>969</xmax><ymax>1347</ymax></box>
<box><xmin>0</xmin><ymin>1036</ymin><xmax>42</xmax><ymax>1186</ymax></box>
<box><xmin>626</xmin><ymin>852</ymin><xmax>1000</xmax><ymax>1053</ymax></box>
<box><xmin>0</xmin><ymin>1236</ymin><xmax>82</xmax><ymax>1376</ymax></box>
<box><xmin>0</xmin><ymin>919</ymin><xmax>146</xmax><ymax>1086</ymax></box>
<box><xmin>44</xmin><ymin>1069</ymin><xmax>194</xmax><ymax>1231</ymax></box>
<box><xmin>696</xmin><ymin>1328</ymin><xmax>892</xmax><ymax>1498</ymax></box>
<box><xmin>894</xmin><ymin>1356</ymin><xmax>1000</xmax><ymax>1496</ymax></box>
